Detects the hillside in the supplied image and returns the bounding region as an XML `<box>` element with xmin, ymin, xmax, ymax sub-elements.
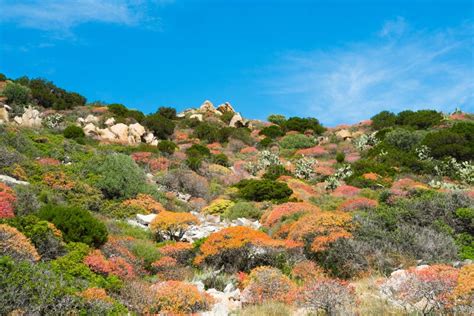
<box><xmin>0</xmin><ymin>75</ymin><xmax>473</xmax><ymax>315</ymax></box>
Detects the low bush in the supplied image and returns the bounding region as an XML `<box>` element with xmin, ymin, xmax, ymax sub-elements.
<box><xmin>157</xmin><ymin>140</ymin><xmax>177</xmax><ymax>155</ymax></box>
<box><xmin>282</xmin><ymin>117</ymin><xmax>325</xmax><ymax>134</ymax></box>
<box><xmin>143</xmin><ymin>113</ymin><xmax>175</xmax><ymax>139</ymax></box>
<box><xmin>223</xmin><ymin>201</ymin><xmax>262</xmax><ymax>220</ymax></box>
<box><xmin>38</xmin><ymin>204</ymin><xmax>108</xmax><ymax>247</ymax></box>
<box><xmin>151</xmin><ymin>281</ymin><xmax>214</xmax><ymax>314</ymax></box>
<box><xmin>279</xmin><ymin>134</ymin><xmax>315</xmax><ymax>149</ymax></box>
<box><xmin>0</xmin><ymin>224</ymin><xmax>40</xmax><ymax>262</ymax></box>
<box><xmin>63</xmin><ymin>125</ymin><xmax>85</xmax><ymax>140</ymax></box>
<box><xmin>234</xmin><ymin>179</ymin><xmax>293</xmax><ymax>202</ymax></box>
<box><xmin>259</xmin><ymin>125</ymin><xmax>285</xmax><ymax>139</ymax></box>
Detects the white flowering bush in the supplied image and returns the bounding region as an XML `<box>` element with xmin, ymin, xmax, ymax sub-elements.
<box><xmin>294</xmin><ymin>156</ymin><xmax>317</xmax><ymax>179</ymax></box>
<box><xmin>325</xmin><ymin>164</ymin><xmax>353</xmax><ymax>190</ymax></box>
<box><xmin>353</xmin><ymin>132</ymin><xmax>379</xmax><ymax>151</ymax></box>
<box><xmin>416</xmin><ymin>145</ymin><xmax>433</xmax><ymax>161</ymax></box>
<box><xmin>245</xmin><ymin>150</ymin><xmax>282</xmax><ymax>175</ymax></box>
<box><xmin>434</xmin><ymin>158</ymin><xmax>474</xmax><ymax>185</ymax></box>
<box><xmin>43</xmin><ymin>113</ymin><xmax>64</xmax><ymax>129</ymax></box>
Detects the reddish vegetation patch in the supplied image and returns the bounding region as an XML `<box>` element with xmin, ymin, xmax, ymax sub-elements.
<box><xmin>292</xmin><ymin>260</ymin><xmax>326</xmax><ymax>282</ymax></box>
<box><xmin>149</xmin><ymin>157</ymin><xmax>170</xmax><ymax>172</ymax></box>
<box><xmin>240</xmin><ymin>146</ymin><xmax>258</xmax><ymax>154</ymax></box>
<box><xmin>314</xmin><ymin>165</ymin><xmax>335</xmax><ymax>176</ymax></box>
<box><xmin>262</xmin><ymin>202</ymin><xmax>320</xmax><ymax>228</ymax></box>
<box><xmin>286</xmin><ymin>179</ymin><xmax>319</xmax><ymax>201</ymax></box>
<box><xmin>173</xmin><ymin>131</ymin><xmax>189</xmax><ymax>143</ymax></box>
<box><xmin>362</xmin><ymin>172</ymin><xmax>380</xmax><ymax>181</ymax></box>
<box><xmin>339</xmin><ymin>197</ymin><xmax>378</xmax><ymax>212</ymax></box>
<box><xmin>0</xmin><ymin>183</ymin><xmax>16</xmax><ymax>218</ymax></box>
<box><xmin>84</xmin><ymin>249</ymin><xmax>136</xmax><ymax>279</ymax></box>
<box><xmin>450</xmin><ymin>113</ymin><xmax>468</xmax><ymax>121</ymax></box>
<box><xmin>207</xmin><ymin>142</ymin><xmax>222</xmax><ymax>150</ymax></box>
<box><xmin>131</xmin><ymin>152</ymin><xmax>152</xmax><ymax>163</ymax></box>
<box><xmin>296</xmin><ymin>146</ymin><xmax>328</xmax><ymax>157</ymax></box>
<box><xmin>159</xmin><ymin>242</ymin><xmax>194</xmax><ymax>264</ymax></box>
<box><xmin>37</xmin><ymin>157</ymin><xmax>61</xmax><ymax>166</ymax></box>
<box><xmin>332</xmin><ymin>185</ymin><xmax>361</xmax><ymax>198</ymax></box>
<box><xmin>345</xmin><ymin>153</ymin><xmax>361</xmax><ymax>163</ymax></box>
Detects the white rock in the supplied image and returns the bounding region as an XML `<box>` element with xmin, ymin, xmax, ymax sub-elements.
<box><xmin>336</xmin><ymin>129</ymin><xmax>352</xmax><ymax>140</ymax></box>
<box><xmin>216</xmin><ymin>102</ymin><xmax>235</xmax><ymax>114</ymax></box>
<box><xmin>128</xmin><ymin>123</ymin><xmax>146</xmax><ymax>144</ymax></box>
<box><xmin>200</xmin><ymin>100</ymin><xmax>215</xmax><ymax>112</ymax></box>
<box><xmin>104</xmin><ymin>117</ymin><xmax>115</xmax><ymax>126</ymax></box>
<box><xmin>229</xmin><ymin>112</ymin><xmax>246</xmax><ymax>128</ymax></box>
<box><xmin>0</xmin><ymin>107</ymin><xmax>9</xmax><ymax>123</ymax></box>
<box><xmin>83</xmin><ymin>123</ymin><xmax>98</xmax><ymax>136</ymax></box>
<box><xmin>136</xmin><ymin>214</ymin><xmax>157</xmax><ymax>225</ymax></box>
<box><xmin>190</xmin><ymin>113</ymin><xmax>203</xmax><ymax>121</ymax></box>
<box><xmin>0</xmin><ymin>175</ymin><xmax>29</xmax><ymax>186</ymax></box>
<box><xmin>85</xmin><ymin>114</ymin><xmax>99</xmax><ymax>124</ymax></box>
<box><xmin>109</xmin><ymin>123</ymin><xmax>129</xmax><ymax>143</ymax></box>
<box><xmin>14</xmin><ymin>106</ymin><xmax>42</xmax><ymax>128</ymax></box>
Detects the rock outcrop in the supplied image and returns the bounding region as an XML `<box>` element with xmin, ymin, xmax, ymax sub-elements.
<box><xmin>13</xmin><ymin>106</ymin><xmax>42</xmax><ymax>128</ymax></box>
<box><xmin>78</xmin><ymin>116</ymin><xmax>150</xmax><ymax>145</ymax></box>
<box><xmin>0</xmin><ymin>103</ymin><xmax>10</xmax><ymax>124</ymax></box>
<box><xmin>216</xmin><ymin>102</ymin><xmax>235</xmax><ymax>114</ymax></box>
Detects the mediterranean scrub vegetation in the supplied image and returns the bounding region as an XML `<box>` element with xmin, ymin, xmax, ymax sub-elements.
<box><xmin>0</xmin><ymin>73</ymin><xmax>473</xmax><ymax>315</ymax></box>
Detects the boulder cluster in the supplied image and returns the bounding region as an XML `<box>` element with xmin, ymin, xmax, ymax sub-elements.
<box><xmin>178</xmin><ymin>100</ymin><xmax>250</xmax><ymax>128</ymax></box>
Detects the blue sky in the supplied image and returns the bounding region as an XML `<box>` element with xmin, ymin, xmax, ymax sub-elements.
<box><xmin>0</xmin><ymin>0</ymin><xmax>472</xmax><ymax>126</ymax></box>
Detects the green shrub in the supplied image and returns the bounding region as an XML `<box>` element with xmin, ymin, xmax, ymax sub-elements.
<box><xmin>212</xmin><ymin>153</ymin><xmax>230</xmax><ymax>167</ymax></box>
<box><xmin>220</xmin><ymin>111</ymin><xmax>234</xmax><ymax>124</ymax></box>
<box><xmin>2</xmin><ymin>81</ymin><xmax>31</xmax><ymax>105</ymax></box>
<box><xmin>371</xmin><ymin>111</ymin><xmax>397</xmax><ymax>130</ymax></box>
<box><xmin>157</xmin><ymin>140</ymin><xmax>177</xmax><ymax>155</ymax></box>
<box><xmin>194</xmin><ymin>123</ymin><xmax>220</xmax><ymax>143</ymax></box>
<box><xmin>234</xmin><ymin>179</ymin><xmax>293</xmax><ymax>202</ymax></box>
<box><xmin>259</xmin><ymin>125</ymin><xmax>285</xmax><ymax>139</ymax></box>
<box><xmin>38</xmin><ymin>204</ymin><xmax>108</xmax><ymax>247</ymax></box>
<box><xmin>13</xmin><ymin>185</ymin><xmax>40</xmax><ymax>216</ymax></box>
<box><xmin>130</xmin><ymin>239</ymin><xmax>162</xmax><ymax>270</ymax></box>
<box><xmin>143</xmin><ymin>113</ymin><xmax>175</xmax><ymax>139</ymax></box>
<box><xmin>223</xmin><ymin>201</ymin><xmax>262</xmax><ymax>220</ymax></box>
<box><xmin>396</xmin><ymin>110</ymin><xmax>443</xmax><ymax>129</ymax></box>
<box><xmin>186</xmin><ymin>144</ymin><xmax>211</xmax><ymax>158</ymax></box>
<box><xmin>63</xmin><ymin>125</ymin><xmax>85</xmax><ymax>140</ymax></box>
<box><xmin>157</xmin><ymin>106</ymin><xmax>177</xmax><ymax>120</ymax></box>
<box><xmin>92</xmin><ymin>154</ymin><xmax>148</xmax><ymax>199</ymax></box>
<box><xmin>336</xmin><ymin>152</ymin><xmax>345</xmax><ymax>163</ymax></box>
<box><xmin>279</xmin><ymin>134</ymin><xmax>315</xmax><ymax>149</ymax></box>
<box><xmin>282</xmin><ymin>117</ymin><xmax>325</xmax><ymax>134</ymax></box>
<box><xmin>384</xmin><ymin>128</ymin><xmax>424</xmax><ymax>151</ymax></box>
<box><xmin>108</xmin><ymin>103</ymin><xmax>129</xmax><ymax>117</ymax></box>
<box><xmin>423</xmin><ymin>128</ymin><xmax>473</xmax><ymax>161</ymax></box>
<box><xmin>267</xmin><ymin>114</ymin><xmax>287</xmax><ymax>126</ymax></box>
<box><xmin>259</xmin><ymin>137</ymin><xmax>273</xmax><ymax>148</ymax></box>
<box><xmin>16</xmin><ymin>77</ymin><xmax>86</xmax><ymax>110</ymax></box>
<box><xmin>263</xmin><ymin>164</ymin><xmax>291</xmax><ymax>180</ymax></box>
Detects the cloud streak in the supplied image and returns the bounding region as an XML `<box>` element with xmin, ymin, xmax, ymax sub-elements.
<box><xmin>263</xmin><ymin>19</ymin><xmax>474</xmax><ymax>126</ymax></box>
<box><xmin>0</xmin><ymin>0</ymin><xmax>169</xmax><ymax>35</ymax></box>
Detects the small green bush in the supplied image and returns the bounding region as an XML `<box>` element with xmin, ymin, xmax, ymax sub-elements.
<box><xmin>263</xmin><ymin>164</ymin><xmax>291</xmax><ymax>180</ymax></box>
<box><xmin>282</xmin><ymin>117</ymin><xmax>325</xmax><ymax>134</ymax></box>
<box><xmin>336</xmin><ymin>152</ymin><xmax>345</xmax><ymax>163</ymax></box>
<box><xmin>194</xmin><ymin>123</ymin><xmax>220</xmax><ymax>143</ymax></box>
<box><xmin>212</xmin><ymin>153</ymin><xmax>230</xmax><ymax>167</ymax></box>
<box><xmin>157</xmin><ymin>140</ymin><xmax>177</xmax><ymax>155</ymax></box>
<box><xmin>157</xmin><ymin>106</ymin><xmax>177</xmax><ymax>120</ymax></box>
<box><xmin>234</xmin><ymin>179</ymin><xmax>293</xmax><ymax>202</ymax></box>
<box><xmin>371</xmin><ymin>111</ymin><xmax>397</xmax><ymax>130</ymax></box>
<box><xmin>143</xmin><ymin>113</ymin><xmax>175</xmax><ymax>139</ymax></box>
<box><xmin>259</xmin><ymin>125</ymin><xmax>285</xmax><ymax>139</ymax></box>
<box><xmin>92</xmin><ymin>154</ymin><xmax>148</xmax><ymax>199</ymax></box>
<box><xmin>38</xmin><ymin>204</ymin><xmax>108</xmax><ymax>247</ymax></box>
<box><xmin>63</xmin><ymin>125</ymin><xmax>85</xmax><ymax>140</ymax></box>
<box><xmin>279</xmin><ymin>134</ymin><xmax>315</xmax><ymax>149</ymax></box>
<box><xmin>223</xmin><ymin>201</ymin><xmax>262</xmax><ymax>220</ymax></box>
<box><xmin>2</xmin><ymin>81</ymin><xmax>31</xmax><ymax>105</ymax></box>
<box><xmin>259</xmin><ymin>137</ymin><xmax>273</xmax><ymax>148</ymax></box>
<box><xmin>267</xmin><ymin>114</ymin><xmax>287</xmax><ymax>126</ymax></box>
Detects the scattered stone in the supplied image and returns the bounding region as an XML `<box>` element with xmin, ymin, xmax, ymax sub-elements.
<box><xmin>0</xmin><ymin>175</ymin><xmax>29</xmax><ymax>186</ymax></box>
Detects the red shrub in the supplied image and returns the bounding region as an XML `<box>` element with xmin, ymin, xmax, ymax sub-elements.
<box><xmin>261</xmin><ymin>202</ymin><xmax>319</xmax><ymax>228</ymax></box>
<box><xmin>240</xmin><ymin>146</ymin><xmax>258</xmax><ymax>154</ymax></box>
<box><xmin>296</xmin><ymin>146</ymin><xmax>328</xmax><ymax>157</ymax></box>
<box><xmin>0</xmin><ymin>183</ymin><xmax>16</xmax><ymax>218</ymax></box>
<box><xmin>292</xmin><ymin>260</ymin><xmax>326</xmax><ymax>282</ymax></box>
<box><xmin>339</xmin><ymin>197</ymin><xmax>378</xmax><ymax>212</ymax></box>
<box><xmin>332</xmin><ymin>185</ymin><xmax>361</xmax><ymax>198</ymax></box>
<box><xmin>159</xmin><ymin>241</ymin><xmax>194</xmax><ymax>263</ymax></box>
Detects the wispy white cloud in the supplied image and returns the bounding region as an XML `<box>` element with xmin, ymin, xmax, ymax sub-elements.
<box><xmin>0</xmin><ymin>0</ymin><xmax>170</xmax><ymax>36</ymax></box>
<box><xmin>263</xmin><ymin>19</ymin><xmax>474</xmax><ymax>126</ymax></box>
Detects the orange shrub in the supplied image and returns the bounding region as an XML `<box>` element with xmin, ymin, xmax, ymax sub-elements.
<box><xmin>339</xmin><ymin>197</ymin><xmax>378</xmax><ymax>212</ymax></box>
<box><xmin>0</xmin><ymin>224</ymin><xmax>40</xmax><ymax>262</ymax></box>
<box><xmin>78</xmin><ymin>287</ymin><xmax>113</xmax><ymax>303</ymax></box>
<box><xmin>148</xmin><ymin>157</ymin><xmax>170</xmax><ymax>172</ymax></box>
<box><xmin>195</xmin><ymin>226</ymin><xmax>302</xmax><ymax>272</ymax></box>
<box><xmin>150</xmin><ymin>211</ymin><xmax>198</xmax><ymax>241</ymax></box>
<box><xmin>292</xmin><ymin>260</ymin><xmax>326</xmax><ymax>283</ymax></box>
<box><xmin>42</xmin><ymin>171</ymin><xmax>74</xmax><ymax>191</ymax></box>
<box><xmin>296</xmin><ymin>146</ymin><xmax>328</xmax><ymax>157</ymax></box>
<box><xmin>84</xmin><ymin>249</ymin><xmax>135</xmax><ymax>279</ymax></box>
<box><xmin>159</xmin><ymin>241</ymin><xmax>194</xmax><ymax>263</ymax></box>
<box><xmin>0</xmin><ymin>183</ymin><xmax>16</xmax><ymax>218</ymax></box>
<box><xmin>288</xmin><ymin>211</ymin><xmax>353</xmax><ymax>253</ymax></box>
<box><xmin>122</xmin><ymin>194</ymin><xmax>165</xmax><ymax>214</ymax></box>
<box><xmin>241</xmin><ymin>266</ymin><xmax>296</xmax><ymax>305</ymax></box>
<box><xmin>453</xmin><ymin>264</ymin><xmax>474</xmax><ymax>305</ymax></box>
<box><xmin>332</xmin><ymin>185</ymin><xmax>361</xmax><ymax>198</ymax></box>
<box><xmin>151</xmin><ymin>281</ymin><xmax>214</xmax><ymax>313</ymax></box>
<box><xmin>261</xmin><ymin>202</ymin><xmax>319</xmax><ymax>228</ymax></box>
